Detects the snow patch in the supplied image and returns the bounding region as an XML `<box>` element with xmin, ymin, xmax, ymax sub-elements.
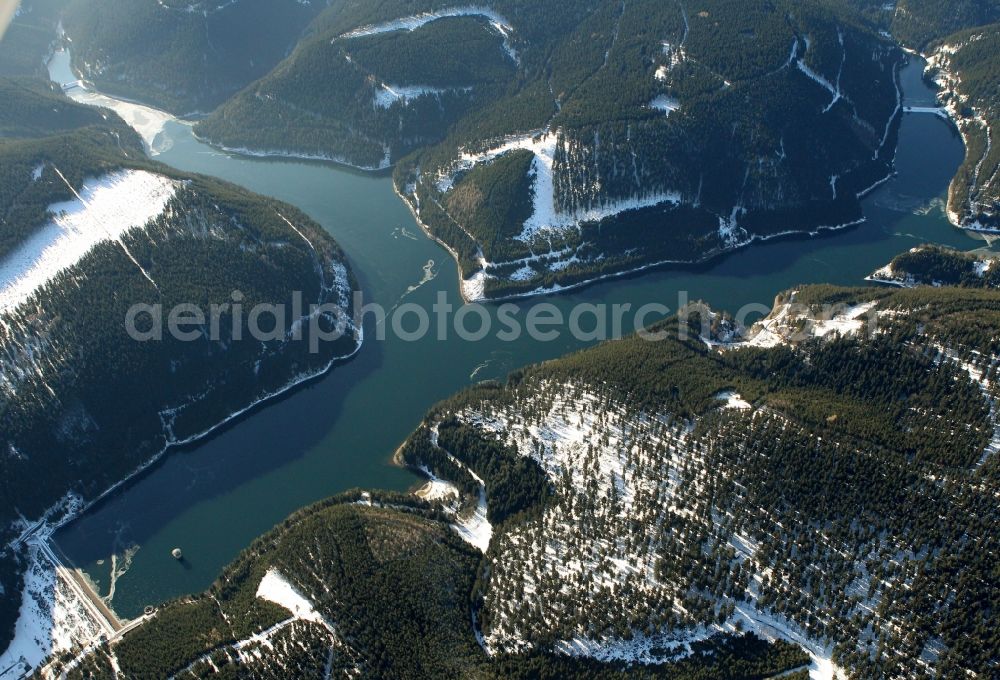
<box><xmin>737</xmin><ymin>300</ymin><xmax>878</xmax><ymax>348</ymax></box>
<box><xmin>338</xmin><ymin>6</ymin><xmax>518</xmax><ymax>63</ymax></box>
<box><xmin>649</xmin><ymin>95</ymin><xmax>680</xmax><ymax>116</ymax></box>
<box><xmin>734</xmin><ymin>605</ymin><xmax>846</xmax><ymax>680</ymax></box>
<box><xmin>0</xmin><ymin>170</ymin><xmax>177</xmax><ymax>313</ymax></box>
<box><xmin>0</xmin><ymin>547</ymin><xmax>106</xmax><ymax>677</ymax></box>
<box><xmin>462</xmin><ymin>270</ymin><xmax>487</xmax><ymax>302</ymax></box>
<box><xmin>415</xmin><ymin>466</ymin><xmax>461</xmax><ymax>502</ymax></box>
<box><xmin>373</xmin><ymin>84</ymin><xmax>456</xmax><ymax>109</ymax></box>
<box><xmin>439</xmin><ymin>131</ymin><xmax>681</xmax><ymax>243</ymax></box>
<box><xmin>715</xmin><ymin>390</ymin><xmax>752</xmax><ymax>410</ymax></box>
<box><xmin>256</xmin><ymin>569</ymin><xmax>325</xmax><ymax>626</ymax></box>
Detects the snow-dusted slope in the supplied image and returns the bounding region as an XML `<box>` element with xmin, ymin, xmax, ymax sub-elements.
<box><xmin>337</xmin><ymin>6</ymin><xmax>518</xmax><ymax>62</ymax></box>
<box><xmin>0</xmin><ymin>170</ymin><xmax>177</xmax><ymax>313</ymax></box>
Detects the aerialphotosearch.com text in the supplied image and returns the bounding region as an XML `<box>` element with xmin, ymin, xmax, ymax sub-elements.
<box><xmin>125</xmin><ymin>290</ymin><xmax>878</xmax><ymax>350</ymax></box>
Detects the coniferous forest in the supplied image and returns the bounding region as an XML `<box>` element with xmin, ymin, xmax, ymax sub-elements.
<box><xmin>1</xmin><ymin>1</ymin><xmax>999</xmax><ymax>678</ymax></box>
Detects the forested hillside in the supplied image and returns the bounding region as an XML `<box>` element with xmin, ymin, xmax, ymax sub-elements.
<box><xmin>869</xmin><ymin>244</ymin><xmax>999</xmax><ymax>287</ymax></box>
<box><xmin>0</xmin><ymin>0</ymin><xmax>64</xmax><ymax>78</ymax></box>
<box><xmin>925</xmin><ymin>23</ymin><xmax>1000</xmax><ymax>231</ymax></box>
<box><xmin>891</xmin><ymin>0</ymin><xmax>1000</xmax><ymax>49</ymax></box>
<box><xmin>398</xmin><ymin>283</ymin><xmax>1000</xmax><ymax>678</ymax></box>
<box><xmin>57</xmin><ymin>492</ymin><xmax>810</xmax><ymax>679</ymax></box>
<box><xmin>0</xmin><ymin>84</ymin><xmax>360</xmax><ymax>659</ymax></box>
<box><xmin>190</xmin><ymin>0</ymin><xmax>909</xmax><ymax>299</ymax></box>
<box><xmin>0</xmin><ymin>77</ymin><xmax>141</xmax><ymax>258</ymax></box>
<box><xmin>61</xmin><ymin>0</ymin><xmax>327</xmax><ymax>113</ymax></box>
<box><xmin>53</xmin><ymin>281</ymin><xmax>1000</xmax><ymax>678</ymax></box>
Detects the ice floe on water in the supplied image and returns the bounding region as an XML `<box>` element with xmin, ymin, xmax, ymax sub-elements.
<box><xmin>47</xmin><ymin>49</ymin><xmax>178</xmax><ymax>155</ymax></box>
<box><xmin>0</xmin><ymin>170</ymin><xmax>177</xmax><ymax>314</ymax></box>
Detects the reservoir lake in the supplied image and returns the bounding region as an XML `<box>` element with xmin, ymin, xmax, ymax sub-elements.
<box><xmin>48</xmin><ymin>51</ymin><xmax>992</xmax><ymax>619</ymax></box>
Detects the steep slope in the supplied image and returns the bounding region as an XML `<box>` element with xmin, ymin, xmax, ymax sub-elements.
<box><xmin>47</xmin><ymin>281</ymin><xmax>1000</xmax><ymax>679</ymax></box>
<box><xmin>60</xmin><ymin>0</ymin><xmax>327</xmax><ymax>114</ymax></box>
<box><xmin>868</xmin><ymin>244</ymin><xmax>999</xmax><ymax>287</ymax></box>
<box><xmin>56</xmin><ymin>493</ymin><xmax>810</xmax><ymax>679</ymax></box>
<box><xmin>890</xmin><ymin>0</ymin><xmax>1000</xmax><ymax>49</ymax></box>
<box><xmin>0</xmin><ymin>82</ymin><xmax>360</xmax><ymax>662</ymax></box>
<box><xmin>399</xmin><ymin>284</ymin><xmax>1000</xmax><ymax>677</ymax></box>
<box><xmin>196</xmin><ymin>10</ymin><xmax>519</xmax><ymax>169</ymax></box>
<box><xmin>0</xmin><ymin>0</ymin><xmax>64</xmax><ymax>79</ymax></box>
<box><xmin>925</xmin><ymin>23</ymin><xmax>1000</xmax><ymax>231</ymax></box>
<box><xmin>191</xmin><ymin>0</ymin><xmax>905</xmax><ymax>300</ymax></box>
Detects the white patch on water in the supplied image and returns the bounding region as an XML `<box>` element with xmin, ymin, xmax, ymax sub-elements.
<box><xmin>0</xmin><ymin>170</ymin><xmax>177</xmax><ymax>313</ymax></box>
<box><xmin>47</xmin><ymin>49</ymin><xmax>177</xmax><ymax>155</ymax></box>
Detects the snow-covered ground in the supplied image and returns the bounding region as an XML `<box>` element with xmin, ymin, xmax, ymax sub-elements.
<box><xmin>461</xmin><ymin>270</ymin><xmax>488</xmax><ymax>302</ymax></box>
<box><xmin>924</xmin><ymin>36</ymin><xmax>995</xmax><ymax>228</ymax></box>
<box><xmin>414</xmin><ymin>466</ymin><xmax>460</xmax><ymax>503</ymax></box>
<box><xmin>424</xmin><ymin>425</ymin><xmax>493</xmax><ymax>552</ymax></box>
<box><xmin>715</xmin><ymin>390</ymin><xmax>752</xmax><ymax>410</ymax></box>
<box><xmin>337</xmin><ymin>6</ymin><xmax>518</xmax><ymax>62</ymax></box>
<box><xmin>866</xmin><ymin>261</ymin><xmax>918</xmax><ymax>288</ymax></box>
<box><xmin>441</xmin><ymin>381</ymin><xmax>862</xmax><ymax>671</ymax></box>
<box><xmin>374</xmin><ymin>84</ymin><xmax>453</xmax><ymax>109</ymax></box>
<box><xmin>867</xmin><ymin>249</ymin><xmax>996</xmax><ymax>288</ymax></box>
<box><xmin>0</xmin><ymin>547</ymin><xmax>106</xmax><ymax>678</ymax></box>
<box><xmin>734</xmin><ymin>605</ymin><xmax>845</xmax><ymax>680</ymax></box>
<box><xmin>437</xmin><ymin>131</ymin><xmax>681</xmax><ymax>243</ymax></box>
<box><xmin>649</xmin><ymin>95</ymin><xmax>680</xmax><ymax>116</ymax></box>
<box><xmin>256</xmin><ymin>569</ymin><xmax>326</xmax><ymax>626</ymax></box>
<box><xmin>737</xmin><ymin>299</ymin><xmax>878</xmax><ymax>348</ymax></box>
<box><xmin>796</xmin><ymin>37</ymin><xmax>842</xmax><ymax>111</ymax></box>
<box><xmin>0</xmin><ymin>170</ymin><xmax>177</xmax><ymax>313</ymax></box>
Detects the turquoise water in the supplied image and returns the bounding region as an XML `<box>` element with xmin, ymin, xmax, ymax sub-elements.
<box><xmin>51</xmin><ymin>57</ymin><xmax>989</xmax><ymax>618</ymax></box>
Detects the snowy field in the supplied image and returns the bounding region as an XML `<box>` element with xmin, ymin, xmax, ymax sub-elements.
<box><xmin>0</xmin><ymin>170</ymin><xmax>177</xmax><ymax>314</ymax></box>
<box><xmin>256</xmin><ymin>569</ymin><xmax>326</xmax><ymax>626</ymax></box>
<box><xmin>0</xmin><ymin>547</ymin><xmax>106</xmax><ymax>679</ymax></box>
